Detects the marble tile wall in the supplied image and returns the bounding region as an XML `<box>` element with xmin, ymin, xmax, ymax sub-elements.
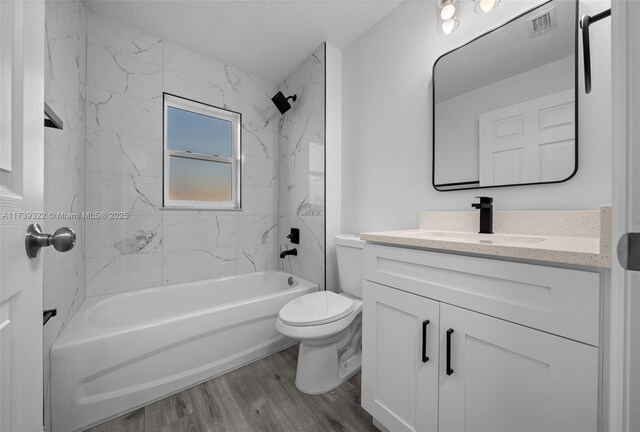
<box><xmin>84</xmin><ymin>12</ymin><xmax>280</xmax><ymax>296</ymax></box>
<box><xmin>277</xmin><ymin>45</ymin><xmax>326</xmax><ymax>289</ymax></box>
<box><xmin>43</xmin><ymin>1</ymin><xmax>87</xmax><ymax>430</ymax></box>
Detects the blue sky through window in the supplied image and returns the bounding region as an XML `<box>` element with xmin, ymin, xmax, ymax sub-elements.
<box><xmin>167</xmin><ymin>106</ymin><xmax>232</xmax><ymax>157</ymax></box>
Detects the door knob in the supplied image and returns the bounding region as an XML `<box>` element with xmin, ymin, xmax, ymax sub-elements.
<box><xmin>25</xmin><ymin>224</ymin><xmax>76</xmax><ymax>259</ymax></box>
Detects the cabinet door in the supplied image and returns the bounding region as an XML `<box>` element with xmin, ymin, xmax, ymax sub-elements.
<box><xmin>362</xmin><ymin>281</ymin><xmax>440</xmax><ymax>432</ymax></box>
<box><xmin>439</xmin><ymin>304</ymin><xmax>598</xmax><ymax>432</ymax></box>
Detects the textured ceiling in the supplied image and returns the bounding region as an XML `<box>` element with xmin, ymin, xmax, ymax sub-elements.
<box><xmin>85</xmin><ymin>0</ymin><xmax>405</xmax><ymax>84</ymax></box>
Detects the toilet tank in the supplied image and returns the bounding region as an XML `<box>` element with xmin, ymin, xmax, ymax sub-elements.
<box><xmin>335</xmin><ymin>234</ymin><xmax>365</xmax><ymax>298</ymax></box>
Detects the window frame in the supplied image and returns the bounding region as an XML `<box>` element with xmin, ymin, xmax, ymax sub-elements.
<box><xmin>163</xmin><ymin>93</ymin><xmax>242</xmax><ymax>210</ymax></box>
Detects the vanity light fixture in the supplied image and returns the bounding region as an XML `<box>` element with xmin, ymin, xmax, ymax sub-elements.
<box><xmin>438</xmin><ymin>0</ymin><xmax>501</xmax><ymax>35</ymax></box>
<box><xmin>474</xmin><ymin>0</ymin><xmax>501</xmax><ymax>14</ymax></box>
<box><xmin>440</xmin><ymin>18</ymin><xmax>460</xmax><ymax>35</ymax></box>
<box><xmin>438</xmin><ymin>0</ymin><xmax>459</xmax><ymax>35</ymax></box>
<box><xmin>440</xmin><ymin>0</ymin><xmax>456</xmax><ymax>20</ymax></box>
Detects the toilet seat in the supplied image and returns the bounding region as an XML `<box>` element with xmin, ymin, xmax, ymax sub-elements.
<box><xmin>279</xmin><ymin>291</ymin><xmax>355</xmax><ymax>327</ymax></box>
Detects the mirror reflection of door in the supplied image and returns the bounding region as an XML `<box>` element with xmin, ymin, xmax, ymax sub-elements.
<box><xmin>433</xmin><ymin>0</ymin><xmax>578</xmax><ymax>191</ymax></box>
<box><xmin>478</xmin><ymin>89</ymin><xmax>575</xmax><ymax>186</ymax></box>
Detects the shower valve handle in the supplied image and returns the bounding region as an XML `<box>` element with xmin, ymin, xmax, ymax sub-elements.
<box><xmin>287</xmin><ymin>228</ymin><xmax>300</xmax><ymax>244</ymax></box>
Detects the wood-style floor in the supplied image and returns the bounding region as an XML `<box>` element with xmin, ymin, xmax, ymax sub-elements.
<box><xmin>85</xmin><ymin>345</ymin><xmax>378</xmax><ymax>432</ymax></box>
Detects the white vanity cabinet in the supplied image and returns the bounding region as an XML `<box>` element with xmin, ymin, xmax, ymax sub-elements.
<box><xmin>438</xmin><ymin>303</ymin><xmax>598</xmax><ymax>432</ymax></box>
<box><xmin>361</xmin><ymin>243</ymin><xmax>602</xmax><ymax>432</ymax></box>
<box><xmin>362</xmin><ymin>282</ymin><xmax>440</xmax><ymax>432</ymax></box>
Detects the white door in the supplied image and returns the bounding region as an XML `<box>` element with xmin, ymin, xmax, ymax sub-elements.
<box><xmin>438</xmin><ymin>304</ymin><xmax>598</xmax><ymax>432</ymax></box>
<box><xmin>0</xmin><ymin>1</ymin><xmax>45</xmax><ymax>431</ymax></box>
<box><xmin>478</xmin><ymin>89</ymin><xmax>575</xmax><ymax>187</ymax></box>
<box><xmin>611</xmin><ymin>1</ymin><xmax>640</xmax><ymax>431</ymax></box>
<box><xmin>362</xmin><ymin>281</ymin><xmax>440</xmax><ymax>432</ymax></box>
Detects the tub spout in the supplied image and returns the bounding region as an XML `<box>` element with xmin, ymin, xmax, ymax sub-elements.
<box><xmin>280</xmin><ymin>248</ymin><xmax>297</xmax><ymax>259</ymax></box>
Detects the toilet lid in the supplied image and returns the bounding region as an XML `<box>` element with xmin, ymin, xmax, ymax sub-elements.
<box><xmin>279</xmin><ymin>291</ymin><xmax>355</xmax><ymax>327</ymax></box>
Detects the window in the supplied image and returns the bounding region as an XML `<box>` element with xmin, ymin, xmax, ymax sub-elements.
<box><xmin>163</xmin><ymin>93</ymin><xmax>241</xmax><ymax>209</ymax></box>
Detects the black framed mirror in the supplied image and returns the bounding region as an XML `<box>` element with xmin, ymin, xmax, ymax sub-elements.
<box><xmin>432</xmin><ymin>0</ymin><xmax>579</xmax><ymax>191</ymax></box>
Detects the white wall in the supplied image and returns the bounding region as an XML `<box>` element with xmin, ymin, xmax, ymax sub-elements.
<box><xmin>341</xmin><ymin>0</ymin><xmax>612</xmax><ymax>234</ymax></box>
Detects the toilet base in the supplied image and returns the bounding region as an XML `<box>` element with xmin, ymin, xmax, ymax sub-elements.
<box><xmin>295</xmin><ymin>342</ymin><xmax>362</xmax><ymax>394</ymax></box>
<box><xmin>276</xmin><ymin>297</ymin><xmax>363</xmax><ymax>395</ymax></box>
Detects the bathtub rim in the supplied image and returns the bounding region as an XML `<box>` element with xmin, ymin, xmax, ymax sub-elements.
<box><xmin>52</xmin><ymin>270</ymin><xmax>318</xmax><ymax>350</ymax></box>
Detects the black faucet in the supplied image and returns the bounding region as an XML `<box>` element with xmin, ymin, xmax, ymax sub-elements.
<box><xmin>280</xmin><ymin>248</ymin><xmax>297</xmax><ymax>259</ymax></box>
<box><xmin>471</xmin><ymin>196</ymin><xmax>493</xmax><ymax>234</ymax></box>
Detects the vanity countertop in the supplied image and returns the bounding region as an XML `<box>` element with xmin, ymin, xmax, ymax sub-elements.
<box><xmin>360</xmin><ymin>206</ymin><xmax>612</xmax><ymax>268</ymax></box>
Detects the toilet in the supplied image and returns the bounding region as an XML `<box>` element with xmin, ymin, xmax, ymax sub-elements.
<box><xmin>276</xmin><ymin>234</ymin><xmax>365</xmax><ymax>394</ymax></box>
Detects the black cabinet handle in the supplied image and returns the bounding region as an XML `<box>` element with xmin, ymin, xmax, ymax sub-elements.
<box><xmin>421</xmin><ymin>320</ymin><xmax>430</xmax><ymax>363</ymax></box>
<box><xmin>446</xmin><ymin>328</ymin><xmax>454</xmax><ymax>375</ymax></box>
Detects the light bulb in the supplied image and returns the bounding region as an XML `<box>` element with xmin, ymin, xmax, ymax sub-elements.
<box><xmin>440</xmin><ymin>1</ymin><xmax>456</xmax><ymax>20</ymax></box>
<box><xmin>475</xmin><ymin>0</ymin><xmax>500</xmax><ymax>14</ymax></box>
<box><xmin>441</xmin><ymin>18</ymin><xmax>459</xmax><ymax>35</ymax></box>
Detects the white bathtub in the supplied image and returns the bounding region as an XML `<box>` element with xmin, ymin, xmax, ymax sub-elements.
<box><xmin>50</xmin><ymin>270</ymin><xmax>318</xmax><ymax>432</ymax></box>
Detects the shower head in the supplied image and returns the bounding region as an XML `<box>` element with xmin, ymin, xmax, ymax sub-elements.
<box><xmin>271</xmin><ymin>91</ymin><xmax>297</xmax><ymax>115</ymax></box>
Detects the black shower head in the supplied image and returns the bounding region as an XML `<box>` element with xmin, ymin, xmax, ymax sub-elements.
<box><xmin>271</xmin><ymin>91</ymin><xmax>297</xmax><ymax>115</ymax></box>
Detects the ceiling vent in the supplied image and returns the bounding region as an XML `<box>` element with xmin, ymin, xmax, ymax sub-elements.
<box><xmin>528</xmin><ymin>7</ymin><xmax>557</xmax><ymax>37</ymax></box>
